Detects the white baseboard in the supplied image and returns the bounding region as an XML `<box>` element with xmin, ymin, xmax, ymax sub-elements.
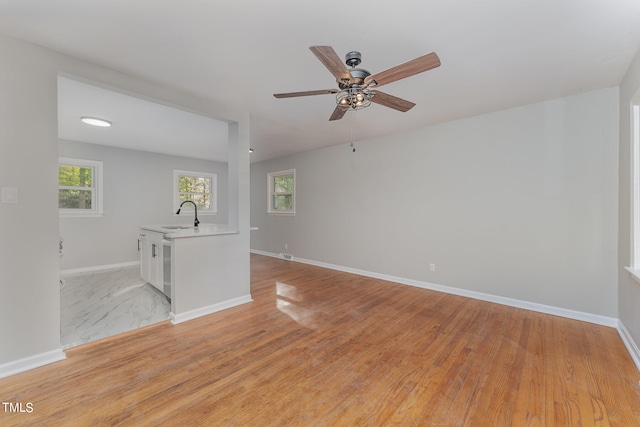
<box><xmin>170</xmin><ymin>294</ymin><xmax>253</xmax><ymax>325</ymax></box>
<box><xmin>250</xmin><ymin>249</ymin><xmax>618</xmax><ymax>328</ymax></box>
<box><xmin>251</xmin><ymin>249</ymin><xmax>276</xmax><ymax>258</ymax></box>
<box><xmin>618</xmin><ymin>321</ymin><xmax>640</xmax><ymax>372</ymax></box>
<box><xmin>60</xmin><ymin>261</ymin><xmax>140</xmax><ymax>276</ymax></box>
<box><xmin>0</xmin><ymin>349</ymin><xmax>66</xmax><ymax>379</ymax></box>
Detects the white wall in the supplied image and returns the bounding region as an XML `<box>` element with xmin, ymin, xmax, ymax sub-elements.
<box><xmin>618</xmin><ymin>49</ymin><xmax>640</xmax><ymax>349</ymax></box>
<box><xmin>59</xmin><ymin>140</ymin><xmax>228</xmax><ymax>270</ymax></box>
<box><xmin>251</xmin><ymin>87</ymin><xmax>619</xmax><ymax>317</ymax></box>
<box><xmin>0</xmin><ymin>33</ymin><xmax>250</xmax><ymax>375</ymax></box>
<box><xmin>0</xmin><ymin>34</ymin><xmax>62</xmax><ymax>367</ymax></box>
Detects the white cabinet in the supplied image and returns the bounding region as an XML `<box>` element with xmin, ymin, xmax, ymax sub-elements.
<box><xmin>139</xmin><ymin>233</ymin><xmax>151</xmax><ymax>282</ymax></box>
<box><xmin>138</xmin><ymin>230</ymin><xmax>164</xmax><ymax>292</ymax></box>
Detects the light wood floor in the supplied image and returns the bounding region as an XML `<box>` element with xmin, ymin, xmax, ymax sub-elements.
<box><xmin>2</xmin><ymin>254</ymin><xmax>639</xmax><ymax>426</ymax></box>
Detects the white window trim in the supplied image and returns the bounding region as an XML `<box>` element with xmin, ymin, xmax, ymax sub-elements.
<box><xmin>173</xmin><ymin>169</ymin><xmax>218</xmax><ymax>215</ymax></box>
<box><xmin>633</xmin><ymin>104</ymin><xmax>640</xmax><ymax>267</ymax></box>
<box><xmin>627</xmin><ymin>101</ymin><xmax>640</xmax><ymax>283</ymax></box>
<box><xmin>267</xmin><ymin>169</ymin><xmax>295</xmax><ymax>215</ymax></box>
<box><xmin>58</xmin><ymin>157</ymin><xmax>103</xmax><ymax>217</ymax></box>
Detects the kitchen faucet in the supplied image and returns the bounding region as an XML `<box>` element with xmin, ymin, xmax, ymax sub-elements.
<box><xmin>176</xmin><ymin>200</ymin><xmax>200</xmax><ymax>227</ymax></box>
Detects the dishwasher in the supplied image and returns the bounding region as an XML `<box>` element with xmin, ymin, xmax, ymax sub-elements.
<box><xmin>162</xmin><ymin>238</ymin><xmax>172</xmax><ymax>301</ymax></box>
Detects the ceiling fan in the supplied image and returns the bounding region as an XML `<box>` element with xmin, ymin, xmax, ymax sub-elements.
<box><xmin>274</xmin><ymin>46</ymin><xmax>441</xmax><ymax>121</ymax></box>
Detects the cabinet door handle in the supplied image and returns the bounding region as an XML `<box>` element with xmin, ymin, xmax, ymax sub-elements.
<box><xmin>138</xmin><ymin>239</ymin><xmax>140</xmax><ymax>251</ymax></box>
<box><xmin>152</xmin><ymin>243</ymin><xmax>156</xmax><ymax>258</ymax></box>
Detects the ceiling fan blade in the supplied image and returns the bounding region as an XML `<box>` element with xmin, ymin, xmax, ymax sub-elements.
<box><xmin>329</xmin><ymin>105</ymin><xmax>347</xmax><ymax>121</ymax></box>
<box><xmin>309</xmin><ymin>46</ymin><xmax>352</xmax><ymax>84</ymax></box>
<box><xmin>370</xmin><ymin>91</ymin><xmax>416</xmax><ymax>112</ymax></box>
<box><xmin>365</xmin><ymin>52</ymin><xmax>440</xmax><ymax>88</ymax></box>
<box><xmin>274</xmin><ymin>89</ymin><xmax>338</xmax><ymax>98</ymax></box>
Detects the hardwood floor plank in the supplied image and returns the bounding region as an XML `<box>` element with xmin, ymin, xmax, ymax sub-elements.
<box><xmin>511</xmin><ymin>315</ymin><xmax>547</xmax><ymax>426</ymax></box>
<box><xmin>1</xmin><ymin>254</ymin><xmax>639</xmax><ymax>426</ymax></box>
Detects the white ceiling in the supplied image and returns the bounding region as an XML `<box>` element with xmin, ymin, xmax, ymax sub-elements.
<box><xmin>2</xmin><ymin>1</ymin><xmax>640</xmax><ymax>163</ymax></box>
<box><xmin>58</xmin><ymin>77</ymin><xmax>229</xmax><ymax>162</ymax></box>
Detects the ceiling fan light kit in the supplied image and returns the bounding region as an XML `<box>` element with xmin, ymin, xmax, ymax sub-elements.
<box><xmin>274</xmin><ymin>46</ymin><xmax>440</xmax><ymax>121</ymax></box>
<box><xmin>336</xmin><ymin>87</ymin><xmax>373</xmax><ymax>110</ymax></box>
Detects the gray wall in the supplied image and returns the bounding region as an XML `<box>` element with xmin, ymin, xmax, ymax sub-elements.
<box><xmin>618</xmin><ymin>49</ymin><xmax>640</xmax><ymax>347</ymax></box>
<box><xmin>59</xmin><ymin>140</ymin><xmax>228</xmax><ymax>270</ymax></box>
<box><xmin>0</xmin><ymin>34</ymin><xmax>61</xmax><ymax>364</ymax></box>
<box><xmin>251</xmin><ymin>87</ymin><xmax>619</xmax><ymax>317</ymax></box>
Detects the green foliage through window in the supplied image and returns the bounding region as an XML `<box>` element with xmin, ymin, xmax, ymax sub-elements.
<box><xmin>273</xmin><ymin>194</ymin><xmax>292</xmax><ymax>210</ymax></box>
<box><xmin>59</xmin><ymin>165</ymin><xmax>93</xmax><ymax>187</ymax></box>
<box><xmin>274</xmin><ymin>175</ymin><xmax>293</xmax><ymax>193</ymax></box>
<box><xmin>268</xmin><ymin>170</ymin><xmax>295</xmax><ymax>213</ymax></box>
<box><xmin>58</xmin><ymin>165</ymin><xmax>94</xmax><ymax>209</ymax></box>
<box><xmin>178</xmin><ymin>175</ymin><xmax>212</xmax><ymax>210</ymax></box>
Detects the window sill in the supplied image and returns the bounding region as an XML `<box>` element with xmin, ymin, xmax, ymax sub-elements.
<box><xmin>173</xmin><ymin>211</ymin><xmax>218</xmax><ymax>216</ymax></box>
<box><xmin>625</xmin><ymin>267</ymin><xmax>640</xmax><ymax>284</ymax></box>
<box><xmin>267</xmin><ymin>211</ymin><xmax>295</xmax><ymax>216</ymax></box>
<box><xmin>59</xmin><ymin>212</ymin><xmax>104</xmax><ymax>218</ymax></box>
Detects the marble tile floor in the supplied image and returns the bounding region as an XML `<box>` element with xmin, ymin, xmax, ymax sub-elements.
<box><xmin>60</xmin><ymin>265</ymin><xmax>171</xmax><ymax>348</ymax></box>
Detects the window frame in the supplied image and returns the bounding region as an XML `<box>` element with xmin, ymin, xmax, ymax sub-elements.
<box><xmin>267</xmin><ymin>169</ymin><xmax>295</xmax><ymax>215</ymax></box>
<box><xmin>627</xmin><ymin>97</ymin><xmax>640</xmax><ymax>283</ymax></box>
<box><xmin>58</xmin><ymin>157</ymin><xmax>103</xmax><ymax>217</ymax></box>
<box><xmin>173</xmin><ymin>169</ymin><xmax>218</xmax><ymax>215</ymax></box>
<box><xmin>633</xmin><ymin>104</ymin><xmax>640</xmax><ymax>269</ymax></box>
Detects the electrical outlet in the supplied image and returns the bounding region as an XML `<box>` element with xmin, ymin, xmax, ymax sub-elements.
<box><xmin>1</xmin><ymin>187</ymin><xmax>18</xmax><ymax>204</ymax></box>
<box><xmin>429</xmin><ymin>263</ymin><xmax>436</xmax><ymax>272</ymax></box>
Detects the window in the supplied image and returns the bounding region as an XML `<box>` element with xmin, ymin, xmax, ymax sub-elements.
<box><xmin>58</xmin><ymin>157</ymin><xmax>103</xmax><ymax>216</ymax></box>
<box><xmin>633</xmin><ymin>104</ymin><xmax>640</xmax><ymax>269</ymax></box>
<box><xmin>268</xmin><ymin>169</ymin><xmax>295</xmax><ymax>215</ymax></box>
<box><xmin>173</xmin><ymin>169</ymin><xmax>217</xmax><ymax>214</ymax></box>
<box><xmin>628</xmin><ymin>100</ymin><xmax>640</xmax><ymax>282</ymax></box>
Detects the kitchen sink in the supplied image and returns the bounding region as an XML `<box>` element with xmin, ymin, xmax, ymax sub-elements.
<box><xmin>162</xmin><ymin>225</ymin><xmax>194</xmax><ymax>230</ymax></box>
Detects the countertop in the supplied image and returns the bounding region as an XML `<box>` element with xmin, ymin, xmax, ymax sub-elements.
<box><xmin>140</xmin><ymin>224</ymin><xmax>239</xmax><ymax>239</ymax></box>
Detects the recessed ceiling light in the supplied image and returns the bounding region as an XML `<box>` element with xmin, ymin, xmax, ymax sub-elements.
<box><xmin>81</xmin><ymin>116</ymin><xmax>112</xmax><ymax>127</ymax></box>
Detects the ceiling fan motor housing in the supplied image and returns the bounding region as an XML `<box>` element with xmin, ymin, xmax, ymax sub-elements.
<box><xmin>339</xmin><ymin>68</ymin><xmax>371</xmax><ymax>89</ymax></box>
<box><xmin>339</xmin><ymin>51</ymin><xmax>371</xmax><ymax>89</ymax></box>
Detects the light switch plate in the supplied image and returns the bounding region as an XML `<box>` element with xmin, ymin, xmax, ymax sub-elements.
<box><xmin>1</xmin><ymin>187</ymin><xmax>18</xmax><ymax>204</ymax></box>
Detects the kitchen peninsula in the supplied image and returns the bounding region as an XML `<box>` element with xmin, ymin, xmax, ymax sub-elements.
<box><xmin>139</xmin><ymin>223</ymin><xmax>252</xmax><ymax>324</ymax></box>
